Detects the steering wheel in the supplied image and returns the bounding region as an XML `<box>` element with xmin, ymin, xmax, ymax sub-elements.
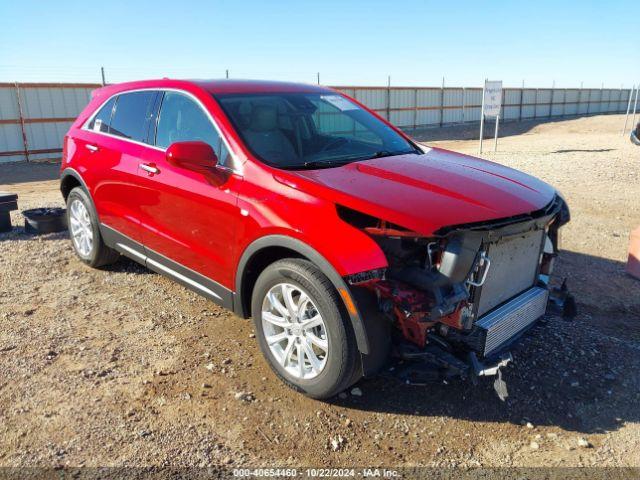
<box><xmin>319</xmin><ymin>137</ymin><xmax>350</xmax><ymax>153</ymax></box>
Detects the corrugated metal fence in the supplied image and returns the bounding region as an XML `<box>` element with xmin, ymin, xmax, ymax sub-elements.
<box><xmin>0</xmin><ymin>82</ymin><xmax>633</xmax><ymax>163</ymax></box>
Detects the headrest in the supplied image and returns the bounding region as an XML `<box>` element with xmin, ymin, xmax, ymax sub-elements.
<box><xmin>249</xmin><ymin>104</ymin><xmax>278</xmax><ymax>132</ymax></box>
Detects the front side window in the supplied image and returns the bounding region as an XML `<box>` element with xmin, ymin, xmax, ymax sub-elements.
<box><xmin>155</xmin><ymin>92</ymin><xmax>231</xmax><ymax>166</ymax></box>
<box><xmin>214</xmin><ymin>92</ymin><xmax>418</xmax><ymax>169</ymax></box>
<box><xmin>87</xmin><ymin>97</ymin><xmax>116</xmax><ymax>133</ymax></box>
<box><xmin>109</xmin><ymin>91</ymin><xmax>156</xmax><ymax>142</ymax></box>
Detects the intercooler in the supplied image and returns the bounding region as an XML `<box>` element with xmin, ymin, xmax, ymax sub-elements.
<box><xmin>469</xmin><ymin>228</ymin><xmax>547</xmax><ymax>357</ymax></box>
<box><xmin>475</xmin><ymin>286</ymin><xmax>549</xmax><ymax>356</ymax></box>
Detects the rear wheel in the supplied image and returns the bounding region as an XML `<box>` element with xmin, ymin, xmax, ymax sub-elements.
<box><xmin>251</xmin><ymin>258</ymin><xmax>360</xmax><ymax>399</ymax></box>
<box><xmin>66</xmin><ymin>187</ymin><xmax>119</xmax><ymax>268</ymax></box>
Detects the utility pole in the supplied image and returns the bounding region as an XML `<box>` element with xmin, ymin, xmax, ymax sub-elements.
<box><xmin>226</xmin><ymin>69</ymin><xmax>229</xmax><ymax>79</ymax></box>
<box><xmin>317</xmin><ymin>72</ymin><xmax>320</xmax><ymax>85</ymax></box>
<box><xmin>100</xmin><ymin>66</ymin><xmax>106</xmax><ymax>86</ymax></box>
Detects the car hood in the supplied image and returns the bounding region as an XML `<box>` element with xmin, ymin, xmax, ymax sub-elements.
<box><xmin>284</xmin><ymin>147</ymin><xmax>557</xmax><ymax>236</ymax></box>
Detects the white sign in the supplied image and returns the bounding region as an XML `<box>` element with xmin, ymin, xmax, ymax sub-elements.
<box><xmin>482</xmin><ymin>80</ymin><xmax>502</xmax><ymax>117</ymax></box>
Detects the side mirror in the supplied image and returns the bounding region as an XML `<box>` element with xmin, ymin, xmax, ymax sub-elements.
<box><xmin>166</xmin><ymin>141</ymin><xmax>227</xmax><ymax>185</ymax></box>
<box><xmin>166</xmin><ymin>141</ymin><xmax>218</xmax><ymax>170</ymax></box>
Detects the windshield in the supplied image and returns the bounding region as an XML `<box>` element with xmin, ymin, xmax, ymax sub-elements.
<box><xmin>214</xmin><ymin>92</ymin><xmax>420</xmax><ymax>169</ymax></box>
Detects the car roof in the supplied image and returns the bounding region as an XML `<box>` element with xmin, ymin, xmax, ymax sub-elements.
<box><xmin>93</xmin><ymin>78</ymin><xmax>334</xmax><ymax>98</ymax></box>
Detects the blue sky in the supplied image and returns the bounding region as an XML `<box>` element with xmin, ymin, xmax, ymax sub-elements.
<box><xmin>1</xmin><ymin>0</ymin><xmax>638</xmax><ymax>88</ymax></box>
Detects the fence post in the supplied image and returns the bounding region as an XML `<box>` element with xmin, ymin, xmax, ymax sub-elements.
<box><xmin>562</xmin><ymin>88</ymin><xmax>567</xmax><ymax>117</ymax></box>
<box><xmin>386</xmin><ymin>75</ymin><xmax>391</xmax><ymax>122</ymax></box>
<box><xmin>439</xmin><ymin>77</ymin><xmax>445</xmax><ymax>127</ymax></box>
<box><xmin>14</xmin><ymin>82</ymin><xmax>29</xmax><ymax>163</ymax></box>
<box><xmin>518</xmin><ymin>80</ymin><xmax>524</xmax><ymax>122</ymax></box>
<box><xmin>413</xmin><ymin>87</ymin><xmax>418</xmax><ymax>130</ymax></box>
<box><xmin>586</xmin><ymin>87</ymin><xmax>592</xmax><ymax>115</ymax></box>
<box><xmin>622</xmin><ymin>85</ymin><xmax>634</xmax><ymax>135</ymax></box>
<box><xmin>549</xmin><ymin>81</ymin><xmax>554</xmax><ymax>119</ymax></box>
<box><xmin>462</xmin><ymin>87</ymin><xmax>466</xmax><ymax>123</ymax></box>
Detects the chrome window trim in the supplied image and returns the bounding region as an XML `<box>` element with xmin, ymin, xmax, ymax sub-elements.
<box><xmin>82</xmin><ymin>87</ymin><xmax>243</xmax><ymax>174</ymax></box>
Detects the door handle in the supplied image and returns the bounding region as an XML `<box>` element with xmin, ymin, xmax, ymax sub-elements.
<box><xmin>140</xmin><ymin>163</ymin><xmax>160</xmax><ymax>175</ymax></box>
<box><xmin>85</xmin><ymin>144</ymin><xmax>99</xmax><ymax>152</ymax></box>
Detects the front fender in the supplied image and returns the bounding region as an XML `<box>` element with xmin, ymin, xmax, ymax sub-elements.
<box><xmin>236</xmin><ymin>234</ymin><xmax>386</xmax><ymax>356</ymax></box>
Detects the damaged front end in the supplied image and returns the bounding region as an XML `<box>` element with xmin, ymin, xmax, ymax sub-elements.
<box><xmin>341</xmin><ymin>195</ymin><xmax>573</xmax><ymax>398</ymax></box>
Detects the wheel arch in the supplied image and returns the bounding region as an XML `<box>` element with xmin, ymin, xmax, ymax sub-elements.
<box><xmin>234</xmin><ymin>235</ymin><xmax>373</xmax><ymax>355</ymax></box>
<box><xmin>60</xmin><ymin>168</ymin><xmax>88</xmax><ymax>201</ymax></box>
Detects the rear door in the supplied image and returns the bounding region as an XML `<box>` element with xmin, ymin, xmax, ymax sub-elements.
<box><xmin>135</xmin><ymin>90</ymin><xmax>241</xmax><ymax>306</ymax></box>
<box><xmin>86</xmin><ymin>90</ymin><xmax>159</xmax><ymax>245</ymax></box>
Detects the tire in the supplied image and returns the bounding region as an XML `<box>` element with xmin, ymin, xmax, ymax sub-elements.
<box><xmin>251</xmin><ymin>258</ymin><xmax>361</xmax><ymax>399</ymax></box>
<box><xmin>23</xmin><ymin>207</ymin><xmax>67</xmax><ymax>234</ymax></box>
<box><xmin>66</xmin><ymin>187</ymin><xmax>120</xmax><ymax>268</ymax></box>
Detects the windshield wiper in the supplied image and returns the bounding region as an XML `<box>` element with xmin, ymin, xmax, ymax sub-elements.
<box><xmin>364</xmin><ymin>149</ymin><xmax>417</xmax><ymax>160</ymax></box>
<box><xmin>295</xmin><ymin>159</ymin><xmax>354</xmax><ymax>170</ymax></box>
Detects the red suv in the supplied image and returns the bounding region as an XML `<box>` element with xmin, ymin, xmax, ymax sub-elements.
<box><xmin>60</xmin><ymin>79</ymin><xmax>570</xmax><ymax>399</ymax></box>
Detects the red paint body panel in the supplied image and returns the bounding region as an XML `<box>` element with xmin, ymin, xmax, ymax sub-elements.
<box><xmin>286</xmin><ymin>147</ymin><xmax>556</xmax><ymax>236</ymax></box>
<box><xmin>62</xmin><ymin>78</ymin><xmax>557</xmax><ymax>296</ymax></box>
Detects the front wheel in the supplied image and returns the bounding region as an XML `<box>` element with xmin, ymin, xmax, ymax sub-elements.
<box><xmin>251</xmin><ymin>259</ymin><xmax>360</xmax><ymax>399</ymax></box>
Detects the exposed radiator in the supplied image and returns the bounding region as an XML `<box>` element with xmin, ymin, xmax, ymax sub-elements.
<box><xmin>475</xmin><ymin>229</ymin><xmax>544</xmax><ymax>317</ymax></box>
<box><xmin>475</xmin><ymin>286</ymin><xmax>549</xmax><ymax>356</ymax></box>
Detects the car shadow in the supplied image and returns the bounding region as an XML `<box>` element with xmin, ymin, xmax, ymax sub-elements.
<box><xmin>332</xmin><ymin>249</ymin><xmax>640</xmax><ymax>434</ymax></box>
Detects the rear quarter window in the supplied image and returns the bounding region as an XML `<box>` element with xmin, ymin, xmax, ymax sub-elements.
<box><xmin>87</xmin><ymin>97</ymin><xmax>116</xmax><ymax>133</ymax></box>
<box><xmin>109</xmin><ymin>91</ymin><xmax>156</xmax><ymax>142</ymax></box>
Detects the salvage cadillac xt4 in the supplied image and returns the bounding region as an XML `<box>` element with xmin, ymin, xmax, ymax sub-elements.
<box><xmin>60</xmin><ymin>79</ymin><xmax>571</xmax><ymax>399</ymax></box>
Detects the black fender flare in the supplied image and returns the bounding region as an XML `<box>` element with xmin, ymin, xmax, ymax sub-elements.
<box><xmin>60</xmin><ymin>167</ymin><xmax>90</xmax><ymax>199</ymax></box>
<box><xmin>60</xmin><ymin>167</ymin><xmax>103</xmax><ymax>225</ymax></box>
<box><xmin>234</xmin><ymin>234</ymin><xmax>373</xmax><ymax>355</ymax></box>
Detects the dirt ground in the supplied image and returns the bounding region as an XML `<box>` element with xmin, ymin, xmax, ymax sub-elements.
<box><xmin>0</xmin><ymin>114</ymin><xmax>639</xmax><ymax>471</ymax></box>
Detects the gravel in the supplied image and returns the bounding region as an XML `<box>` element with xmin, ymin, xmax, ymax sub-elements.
<box><xmin>0</xmin><ymin>114</ymin><xmax>639</xmax><ymax>468</ymax></box>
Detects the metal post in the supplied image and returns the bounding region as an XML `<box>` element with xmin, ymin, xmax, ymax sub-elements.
<box><xmin>101</xmin><ymin>66</ymin><xmax>106</xmax><ymax>86</ymax></box>
<box><xmin>439</xmin><ymin>76</ymin><xmax>445</xmax><ymax>127</ymax></box>
<box><xmin>461</xmin><ymin>87</ymin><xmax>466</xmax><ymax>123</ymax></box>
<box><xmin>386</xmin><ymin>75</ymin><xmax>391</xmax><ymax>121</ymax></box>
<box><xmin>14</xmin><ymin>82</ymin><xmax>29</xmax><ymax>162</ymax></box>
<box><xmin>479</xmin><ymin>79</ymin><xmax>486</xmax><ymax>154</ymax></box>
<box><xmin>631</xmin><ymin>86</ymin><xmax>639</xmax><ymax>132</ymax></box>
<box><xmin>549</xmin><ymin>80</ymin><xmax>554</xmax><ymax>119</ymax></box>
<box><xmin>494</xmin><ymin>114</ymin><xmax>500</xmax><ymax>152</ymax></box>
<box><xmin>619</xmin><ymin>84</ymin><xmax>624</xmax><ymax>113</ymax></box>
<box><xmin>518</xmin><ymin>80</ymin><xmax>524</xmax><ymax>122</ymax></box>
<box><xmin>413</xmin><ymin>87</ymin><xmax>418</xmax><ymax>130</ymax></box>
<box><xmin>587</xmin><ymin>87</ymin><xmax>592</xmax><ymax>115</ymax></box>
<box><xmin>317</xmin><ymin>72</ymin><xmax>320</xmax><ymax>85</ymax></box>
<box><xmin>226</xmin><ymin>69</ymin><xmax>229</xmax><ymax>79</ymax></box>
<box><xmin>622</xmin><ymin>85</ymin><xmax>635</xmax><ymax>135</ymax></box>
<box><xmin>562</xmin><ymin>88</ymin><xmax>567</xmax><ymax>117</ymax></box>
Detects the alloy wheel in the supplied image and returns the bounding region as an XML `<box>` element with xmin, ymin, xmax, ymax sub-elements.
<box><xmin>261</xmin><ymin>283</ymin><xmax>329</xmax><ymax>380</ymax></box>
<box><xmin>69</xmin><ymin>199</ymin><xmax>93</xmax><ymax>257</ymax></box>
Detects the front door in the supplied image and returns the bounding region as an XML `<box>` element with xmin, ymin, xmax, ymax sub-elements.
<box><xmin>136</xmin><ymin>91</ymin><xmax>241</xmax><ymax>307</ymax></box>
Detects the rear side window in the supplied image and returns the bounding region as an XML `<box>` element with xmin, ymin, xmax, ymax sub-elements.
<box><xmin>109</xmin><ymin>91</ymin><xmax>156</xmax><ymax>142</ymax></box>
<box><xmin>155</xmin><ymin>92</ymin><xmax>231</xmax><ymax>166</ymax></box>
<box><xmin>87</xmin><ymin>97</ymin><xmax>116</xmax><ymax>133</ymax></box>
